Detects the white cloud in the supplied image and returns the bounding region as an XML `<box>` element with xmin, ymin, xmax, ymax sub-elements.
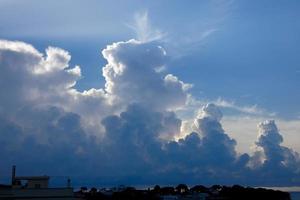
<box><xmin>102</xmin><ymin>39</ymin><xmax>190</xmax><ymax>111</ymax></box>
<box><xmin>222</xmin><ymin>116</ymin><xmax>300</xmax><ymax>154</ymax></box>
<box><xmin>248</xmin><ymin>120</ymin><xmax>300</xmax><ymax>180</ymax></box>
<box><xmin>0</xmin><ymin>39</ymin><xmax>110</xmax><ymax>138</ymax></box>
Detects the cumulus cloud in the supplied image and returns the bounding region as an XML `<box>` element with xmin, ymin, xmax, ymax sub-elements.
<box><xmin>194</xmin><ymin>104</ymin><xmax>238</xmax><ymax>165</ymax></box>
<box><xmin>0</xmin><ymin>106</ymin><xmax>96</xmax><ymax>176</ymax></box>
<box><xmin>0</xmin><ymin>40</ymin><xmax>81</xmax><ymax>108</ymax></box>
<box><xmin>164</xmin><ymin>104</ymin><xmax>239</xmax><ymax>174</ymax></box>
<box><xmin>102</xmin><ymin>39</ymin><xmax>190</xmax><ymax>111</ymax></box>
<box><xmin>248</xmin><ymin>120</ymin><xmax>300</xmax><ymax>184</ymax></box>
<box><xmin>0</xmin><ymin>38</ymin><xmax>299</xmax><ymax>186</ymax></box>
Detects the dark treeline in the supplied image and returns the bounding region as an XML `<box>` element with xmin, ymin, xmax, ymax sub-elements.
<box><xmin>75</xmin><ymin>184</ymin><xmax>291</xmax><ymax>200</ymax></box>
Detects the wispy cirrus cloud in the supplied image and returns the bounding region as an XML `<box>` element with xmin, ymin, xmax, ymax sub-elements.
<box><xmin>179</xmin><ymin>96</ymin><xmax>274</xmax><ymax>118</ymax></box>
<box><xmin>126</xmin><ymin>11</ymin><xmax>166</xmax><ymax>43</ymax></box>
<box><xmin>212</xmin><ymin>98</ymin><xmax>276</xmax><ymax>116</ymax></box>
<box><xmin>126</xmin><ymin>3</ymin><xmax>229</xmax><ymax>57</ymax></box>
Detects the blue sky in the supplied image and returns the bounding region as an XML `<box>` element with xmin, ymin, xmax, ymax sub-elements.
<box><xmin>0</xmin><ymin>0</ymin><xmax>300</xmax><ymax>186</ymax></box>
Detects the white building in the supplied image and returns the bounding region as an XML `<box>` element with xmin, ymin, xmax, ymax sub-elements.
<box><xmin>0</xmin><ymin>166</ymin><xmax>77</xmax><ymax>200</ymax></box>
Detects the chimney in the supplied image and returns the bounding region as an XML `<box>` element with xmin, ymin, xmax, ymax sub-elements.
<box><xmin>67</xmin><ymin>178</ymin><xmax>71</xmax><ymax>188</ymax></box>
<box><xmin>11</xmin><ymin>165</ymin><xmax>16</xmax><ymax>185</ymax></box>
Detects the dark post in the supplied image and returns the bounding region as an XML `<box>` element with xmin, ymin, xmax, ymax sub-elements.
<box><xmin>67</xmin><ymin>178</ymin><xmax>71</xmax><ymax>188</ymax></box>
<box><xmin>11</xmin><ymin>165</ymin><xmax>16</xmax><ymax>185</ymax></box>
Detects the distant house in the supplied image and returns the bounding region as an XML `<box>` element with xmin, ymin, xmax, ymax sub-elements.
<box><xmin>0</xmin><ymin>166</ymin><xmax>77</xmax><ymax>200</ymax></box>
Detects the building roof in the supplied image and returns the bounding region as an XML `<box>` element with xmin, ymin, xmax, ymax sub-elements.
<box><xmin>0</xmin><ymin>184</ymin><xmax>11</xmax><ymax>189</ymax></box>
<box><xmin>14</xmin><ymin>176</ymin><xmax>50</xmax><ymax>180</ymax></box>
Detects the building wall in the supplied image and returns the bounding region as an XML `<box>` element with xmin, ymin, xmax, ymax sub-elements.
<box><xmin>0</xmin><ymin>188</ymin><xmax>75</xmax><ymax>200</ymax></box>
<box><xmin>27</xmin><ymin>180</ymin><xmax>49</xmax><ymax>189</ymax></box>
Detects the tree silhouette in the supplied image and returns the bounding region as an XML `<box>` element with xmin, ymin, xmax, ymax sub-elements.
<box><xmin>176</xmin><ymin>184</ymin><xmax>188</xmax><ymax>194</ymax></box>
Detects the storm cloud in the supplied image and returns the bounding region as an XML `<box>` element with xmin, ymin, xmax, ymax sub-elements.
<box><xmin>0</xmin><ymin>38</ymin><xmax>299</xmax><ymax>186</ymax></box>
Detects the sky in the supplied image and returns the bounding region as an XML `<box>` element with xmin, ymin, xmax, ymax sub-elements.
<box><xmin>0</xmin><ymin>0</ymin><xmax>300</xmax><ymax>187</ymax></box>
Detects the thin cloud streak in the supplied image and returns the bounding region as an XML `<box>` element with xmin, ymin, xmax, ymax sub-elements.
<box><xmin>126</xmin><ymin>11</ymin><xmax>166</xmax><ymax>43</ymax></box>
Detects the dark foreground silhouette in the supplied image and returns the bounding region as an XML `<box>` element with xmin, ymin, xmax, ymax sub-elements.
<box><xmin>75</xmin><ymin>184</ymin><xmax>291</xmax><ymax>200</ymax></box>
